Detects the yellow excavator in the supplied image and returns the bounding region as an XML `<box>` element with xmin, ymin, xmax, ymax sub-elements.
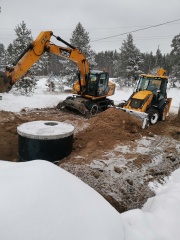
<box><xmin>116</xmin><ymin>68</ymin><xmax>172</xmax><ymax>128</ymax></box>
<box><xmin>0</xmin><ymin>31</ymin><xmax>115</xmax><ymax>116</ymax></box>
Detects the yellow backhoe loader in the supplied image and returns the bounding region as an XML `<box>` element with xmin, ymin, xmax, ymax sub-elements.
<box><xmin>115</xmin><ymin>68</ymin><xmax>172</xmax><ymax>128</ymax></box>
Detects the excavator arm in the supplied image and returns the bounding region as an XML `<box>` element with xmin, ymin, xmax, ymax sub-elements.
<box><xmin>46</xmin><ymin>41</ymin><xmax>89</xmax><ymax>94</ymax></box>
<box><xmin>0</xmin><ymin>31</ymin><xmax>89</xmax><ymax>93</ymax></box>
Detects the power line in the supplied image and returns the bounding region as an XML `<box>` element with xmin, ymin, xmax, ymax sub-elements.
<box><xmin>90</xmin><ymin>18</ymin><xmax>180</xmax><ymax>42</ymax></box>
<box><xmin>0</xmin><ymin>22</ymin><xmax>179</xmax><ymax>32</ymax></box>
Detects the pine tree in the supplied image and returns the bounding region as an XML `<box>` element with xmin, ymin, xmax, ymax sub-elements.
<box><xmin>150</xmin><ymin>47</ymin><xmax>163</xmax><ymax>76</ymax></box>
<box><xmin>161</xmin><ymin>54</ymin><xmax>170</xmax><ymax>74</ymax></box>
<box><xmin>113</xmin><ymin>34</ymin><xmax>143</xmax><ymax>86</ymax></box>
<box><xmin>170</xmin><ymin>33</ymin><xmax>180</xmax><ymax>87</ymax></box>
<box><xmin>70</xmin><ymin>22</ymin><xmax>96</xmax><ymax>67</ymax></box>
<box><xmin>141</xmin><ymin>52</ymin><xmax>156</xmax><ymax>74</ymax></box>
<box><xmin>95</xmin><ymin>50</ymin><xmax>117</xmax><ymax>77</ymax></box>
<box><xmin>10</xmin><ymin>21</ymin><xmax>35</xmax><ymax>95</ymax></box>
<box><xmin>0</xmin><ymin>43</ymin><xmax>5</xmax><ymax>70</ymax></box>
<box><xmin>155</xmin><ymin>46</ymin><xmax>163</xmax><ymax>68</ymax></box>
<box><xmin>60</xmin><ymin>22</ymin><xmax>96</xmax><ymax>86</ymax></box>
<box><xmin>5</xmin><ymin>21</ymin><xmax>44</xmax><ymax>95</ymax></box>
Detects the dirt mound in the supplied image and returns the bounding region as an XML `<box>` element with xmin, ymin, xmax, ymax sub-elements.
<box><xmin>70</xmin><ymin>108</ymin><xmax>143</xmax><ymax>162</ymax></box>
<box><xmin>0</xmin><ymin>108</ymin><xmax>179</xmax><ymax>162</ymax></box>
<box><xmin>143</xmin><ymin>113</ymin><xmax>180</xmax><ymax>141</ymax></box>
<box><xmin>172</xmin><ymin>111</ymin><xmax>180</xmax><ymax>124</ymax></box>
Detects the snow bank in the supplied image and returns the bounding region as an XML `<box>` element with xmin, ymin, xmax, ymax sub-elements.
<box><xmin>121</xmin><ymin>168</ymin><xmax>180</xmax><ymax>240</ymax></box>
<box><xmin>0</xmin><ymin>160</ymin><xmax>123</xmax><ymax>240</ymax></box>
<box><xmin>1</xmin><ymin>157</ymin><xmax>180</xmax><ymax>239</ymax></box>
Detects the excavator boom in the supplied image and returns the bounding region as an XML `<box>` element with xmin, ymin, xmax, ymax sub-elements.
<box><xmin>0</xmin><ymin>31</ymin><xmax>89</xmax><ymax>93</ymax></box>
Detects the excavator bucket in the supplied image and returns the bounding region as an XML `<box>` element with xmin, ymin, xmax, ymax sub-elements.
<box><xmin>60</xmin><ymin>96</ymin><xmax>89</xmax><ymax>115</ymax></box>
<box><xmin>57</xmin><ymin>96</ymin><xmax>99</xmax><ymax>117</ymax></box>
<box><xmin>0</xmin><ymin>71</ymin><xmax>12</xmax><ymax>93</ymax></box>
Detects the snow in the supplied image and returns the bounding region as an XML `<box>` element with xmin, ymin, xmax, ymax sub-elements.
<box><xmin>0</xmin><ymin>78</ymin><xmax>180</xmax><ymax>239</ymax></box>
<box><xmin>1</xmin><ymin>159</ymin><xmax>180</xmax><ymax>239</ymax></box>
<box><xmin>0</xmin><ymin>160</ymin><xmax>123</xmax><ymax>240</ymax></box>
<box><xmin>0</xmin><ymin>92</ymin><xmax>69</xmax><ymax>112</ymax></box>
<box><xmin>122</xmin><ymin>169</ymin><xmax>180</xmax><ymax>240</ymax></box>
<box><xmin>0</xmin><ymin>80</ymin><xmax>179</xmax><ymax>114</ymax></box>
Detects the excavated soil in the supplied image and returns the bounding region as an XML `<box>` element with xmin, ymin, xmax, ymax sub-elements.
<box><xmin>0</xmin><ymin>108</ymin><xmax>144</xmax><ymax>161</ymax></box>
<box><xmin>0</xmin><ymin>107</ymin><xmax>180</xmax><ymax>212</ymax></box>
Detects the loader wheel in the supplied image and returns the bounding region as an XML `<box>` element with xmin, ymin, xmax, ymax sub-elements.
<box><xmin>146</xmin><ymin>107</ymin><xmax>159</xmax><ymax>125</ymax></box>
<box><xmin>89</xmin><ymin>104</ymin><xmax>98</xmax><ymax>116</ymax></box>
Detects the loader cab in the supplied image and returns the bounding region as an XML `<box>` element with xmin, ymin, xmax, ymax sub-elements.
<box><xmin>136</xmin><ymin>75</ymin><xmax>168</xmax><ymax>98</ymax></box>
<box><xmin>86</xmin><ymin>70</ymin><xmax>109</xmax><ymax>97</ymax></box>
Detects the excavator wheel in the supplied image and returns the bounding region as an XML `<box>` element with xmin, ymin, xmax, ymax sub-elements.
<box><xmin>89</xmin><ymin>103</ymin><xmax>98</xmax><ymax>116</ymax></box>
<box><xmin>146</xmin><ymin>107</ymin><xmax>160</xmax><ymax>125</ymax></box>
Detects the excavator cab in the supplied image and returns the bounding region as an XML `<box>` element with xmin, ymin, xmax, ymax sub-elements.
<box><xmin>85</xmin><ymin>70</ymin><xmax>109</xmax><ymax>97</ymax></box>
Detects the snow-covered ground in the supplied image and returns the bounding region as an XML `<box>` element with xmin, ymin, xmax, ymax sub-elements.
<box><xmin>0</xmin><ymin>78</ymin><xmax>180</xmax><ymax>240</ymax></box>
<box><xmin>1</xmin><ymin>159</ymin><xmax>180</xmax><ymax>240</ymax></box>
<box><xmin>0</xmin><ymin>77</ymin><xmax>179</xmax><ymax>114</ymax></box>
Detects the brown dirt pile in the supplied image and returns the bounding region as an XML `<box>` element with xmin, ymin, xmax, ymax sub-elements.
<box><xmin>70</xmin><ymin>108</ymin><xmax>143</xmax><ymax>162</ymax></box>
<box><xmin>0</xmin><ymin>108</ymin><xmax>179</xmax><ymax>162</ymax></box>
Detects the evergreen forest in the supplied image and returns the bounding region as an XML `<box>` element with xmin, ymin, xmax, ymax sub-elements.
<box><xmin>0</xmin><ymin>21</ymin><xmax>180</xmax><ymax>94</ymax></box>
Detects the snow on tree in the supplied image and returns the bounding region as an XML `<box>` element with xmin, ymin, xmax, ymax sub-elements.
<box><xmin>2</xmin><ymin>43</ymin><xmax>14</xmax><ymax>66</ymax></box>
<box><xmin>46</xmin><ymin>73</ymin><xmax>64</xmax><ymax>92</ymax></box>
<box><xmin>4</xmin><ymin>21</ymin><xmax>45</xmax><ymax>95</ymax></box>
<box><xmin>10</xmin><ymin>21</ymin><xmax>35</xmax><ymax>95</ymax></box>
<box><xmin>170</xmin><ymin>33</ymin><xmax>180</xmax><ymax>87</ymax></box>
<box><xmin>113</xmin><ymin>34</ymin><xmax>143</xmax><ymax>86</ymax></box>
<box><xmin>13</xmin><ymin>75</ymin><xmax>37</xmax><ymax>96</ymax></box>
<box><xmin>70</xmin><ymin>22</ymin><xmax>96</xmax><ymax>67</ymax></box>
<box><xmin>0</xmin><ymin>43</ymin><xmax>5</xmax><ymax>57</ymax></box>
<box><xmin>60</xmin><ymin>22</ymin><xmax>96</xmax><ymax>86</ymax></box>
<box><xmin>0</xmin><ymin>43</ymin><xmax>5</xmax><ymax>70</ymax></box>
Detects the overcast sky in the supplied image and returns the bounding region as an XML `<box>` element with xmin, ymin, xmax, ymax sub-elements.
<box><xmin>0</xmin><ymin>0</ymin><xmax>180</xmax><ymax>54</ymax></box>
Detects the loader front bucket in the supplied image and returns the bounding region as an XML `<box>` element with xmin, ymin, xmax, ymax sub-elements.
<box><xmin>112</xmin><ymin>106</ymin><xmax>149</xmax><ymax>129</ymax></box>
<box><xmin>0</xmin><ymin>71</ymin><xmax>12</xmax><ymax>93</ymax></box>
